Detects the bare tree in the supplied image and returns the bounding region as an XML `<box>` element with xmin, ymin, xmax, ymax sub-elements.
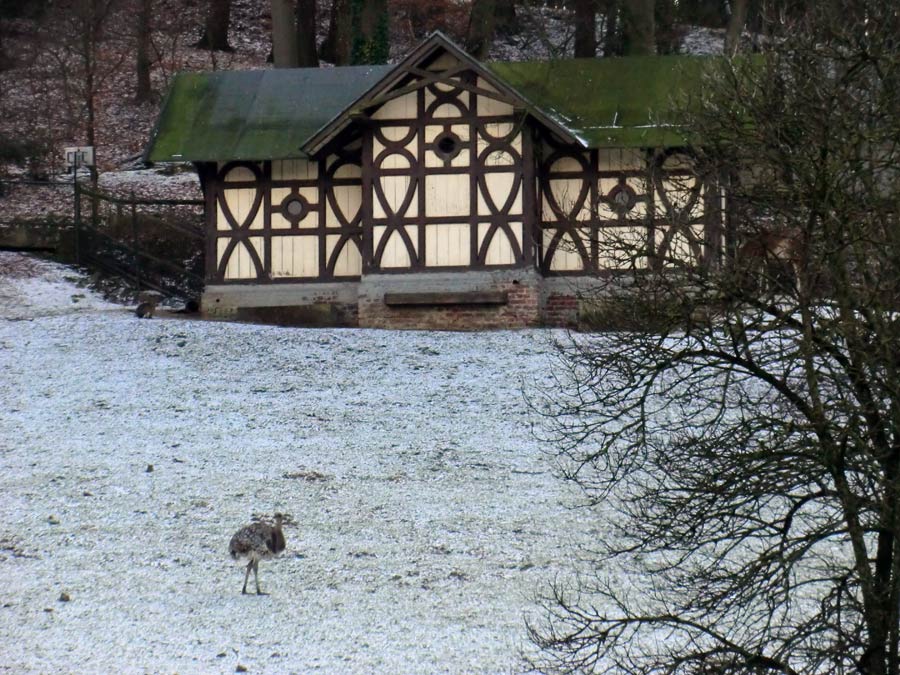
<box><xmin>296</xmin><ymin>0</ymin><xmax>319</xmax><ymax>67</ymax></box>
<box><xmin>271</xmin><ymin>0</ymin><xmax>298</xmax><ymax>67</ymax></box>
<box><xmin>134</xmin><ymin>0</ymin><xmax>153</xmax><ymax>101</ymax></box>
<box><xmin>320</xmin><ymin>0</ymin><xmax>351</xmax><ymax>64</ymax></box>
<box><xmin>724</xmin><ymin>0</ymin><xmax>749</xmax><ymax>55</ymax></box>
<box><xmin>465</xmin><ymin>0</ymin><xmax>497</xmax><ymax>59</ymax></box>
<box><xmin>195</xmin><ymin>0</ymin><xmax>232</xmax><ymax>52</ymax></box>
<box><xmin>350</xmin><ymin>0</ymin><xmax>388</xmax><ymax>64</ymax></box>
<box><xmin>528</xmin><ymin>2</ymin><xmax>900</xmax><ymax>673</ymax></box>
<box><xmin>620</xmin><ymin>0</ymin><xmax>654</xmax><ymax>55</ymax></box>
<box><xmin>600</xmin><ymin>0</ymin><xmax>619</xmax><ymax>56</ymax></box>
<box><xmin>573</xmin><ymin>0</ymin><xmax>596</xmax><ymax>58</ymax></box>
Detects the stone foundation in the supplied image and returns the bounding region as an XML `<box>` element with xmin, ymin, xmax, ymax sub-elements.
<box><xmin>201</xmin><ymin>271</ymin><xmax>597</xmax><ymax>330</ymax></box>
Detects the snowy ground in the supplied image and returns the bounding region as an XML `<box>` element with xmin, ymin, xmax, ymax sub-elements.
<box><xmin>0</xmin><ymin>252</ymin><xmax>598</xmax><ymax>674</ymax></box>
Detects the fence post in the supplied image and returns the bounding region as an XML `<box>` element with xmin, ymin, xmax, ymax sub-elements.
<box><xmin>73</xmin><ymin>178</ymin><xmax>81</xmax><ymax>265</ymax></box>
<box><xmin>131</xmin><ymin>191</ymin><xmax>141</xmax><ymax>292</ymax></box>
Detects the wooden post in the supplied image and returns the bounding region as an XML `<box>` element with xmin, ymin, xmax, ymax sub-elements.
<box><xmin>131</xmin><ymin>192</ymin><xmax>141</xmax><ymax>292</ymax></box>
<box><xmin>73</xmin><ymin>178</ymin><xmax>82</xmax><ymax>265</ymax></box>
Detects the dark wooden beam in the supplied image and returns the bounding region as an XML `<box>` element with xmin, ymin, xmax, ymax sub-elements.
<box><xmin>384</xmin><ymin>291</ymin><xmax>509</xmax><ymax>306</ymax></box>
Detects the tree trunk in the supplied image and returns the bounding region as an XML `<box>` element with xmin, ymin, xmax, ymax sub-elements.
<box><xmin>195</xmin><ymin>0</ymin><xmax>233</xmax><ymax>51</ymax></box>
<box><xmin>465</xmin><ymin>0</ymin><xmax>496</xmax><ymax>60</ymax></box>
<box><xmin>271</xmin><ymin>0</ymin><xmax>298</xmax><ymax>67</ymax></box>
<box><xmin>494</xmin><ymin>0</ymin><xmax>517</xmax><ymax>35</ymax></box>
<box><xmin>724</xmin><ymin>0</ymin><xmax>749</xmax><ymax>56</ymax></box>
<box><xmin>574</xmin><ymin>0</ymin><xmax>596</xmax><ymax>58</ymax></box>
<box><xmin>135</xmin><ymin>0</ymin><xmax>153</xmax><ymax>102</ymax></box>
<box><xmin>351</xmin><ymin>0</ymin><xmax>388</xmax><ymax>65</ymax></box>
<box><xmin>296</xmin><ymin>0</ymin><xmax>319</xmax><ymax>67</ymax></box>
<box><xmin>601</xmin><ymin>0</ymin><xmax>619</xmax><ymax>56</ymax></box>
<box><xmin>621</xmin><ymin>0</ymin><xmax>655</xmax><ymax>55</ymax></box>
<box><xmin>677</xmin><ymin>0</ymin><xmax>727</xmax><ymax>27</ymax></box>
<box><xmin>320</xmin><ymin>0</ymin><xmax>351</xmax><ymax>64</ymax></box>
<box><xmin>74</xmin><ymin>0</ymin><xmax>100</xmax><ymax>187</ymax></box>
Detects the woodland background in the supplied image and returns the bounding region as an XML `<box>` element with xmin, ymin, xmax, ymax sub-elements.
<box><xmin>0</xmin><ymin>0</ymin><xmax>802</xmax><ymax>199</ymax></box>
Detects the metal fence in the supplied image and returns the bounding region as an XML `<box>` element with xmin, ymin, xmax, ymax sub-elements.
<box><xmin>73</xmin><ymin>181</ymin><xmax>205</xmax><ymax>301</ymax></box>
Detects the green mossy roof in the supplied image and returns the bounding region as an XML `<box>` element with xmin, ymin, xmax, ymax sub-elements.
<box><xmin>145</xmin><ymin>54</ymin><xmax>714</xmax><ymax>162</ymax></box>
<box><xmin>145</xmin><ymin>66</ymin><xmax>391</xmax><ymax>162</ymax></box>
<box><xmin>487</xmin><ymin>55</ymin><xmax>712</xmax><ymax>148</ymax></box>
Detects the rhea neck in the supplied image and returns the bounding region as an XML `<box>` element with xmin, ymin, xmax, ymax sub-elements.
<box><xmin>269</xmin><ymin>515</ymin><xmax>286</xmax><ymax>554</ymax></box>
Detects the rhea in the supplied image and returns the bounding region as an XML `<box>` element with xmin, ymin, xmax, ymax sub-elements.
<box><xmin>229</xmin><ymin>513</ymin><xmax>286</xmax><ymax>595</ymax></box>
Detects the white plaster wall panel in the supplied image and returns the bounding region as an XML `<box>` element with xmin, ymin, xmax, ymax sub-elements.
<box><xmin>379</xmin><ymin>152</ymin><xmax>411</xmax><ymax>171</ymax></box>
<box><xmin>219</xmin><ymin>236</ymin><xmax>264</xmax><ymax>279</ymax></box>
<box><xmin>483</xmin><ymin>149</ymin><xmax>516</xmax><ymax>167</ymax></box>
<box><xmin>223</xmin><ymin>165</ymin><xmax>256</xmax><ymax>182</ymax></box>
<box><xmin>548</xmin><ymin>177</ymin><xmax>591</xmax><ymax>221</ymax></box>
<box><xmin>372</xmin><ymin>90</ymin><xmax>418</xmax><ymax>120</ymax></box>
<box><xmin>272</xmin><ymin>159</ymin><xmax>317</xmax><ymax>181</ymax></box>
<box><xmin>325</xmin><ymin>185</ymin><xmax>363</xmax><ymax>227</ymax></box>
<box><xmin>478</xmin><ymin>222</ymin><xmax>520</xmax><ymax>265</ymax></box>
<box><xmin>380</xmin><ymin>126</ymin><xmax>416</xmax><ymax>143</ymax></box>
<box><xmin>216</xmin><ymin>201</ymin><xmax>230</xmax><ymax>231</ymax></box>
<box><xmin>549</xmin><ymin>155</ymin><xmax>584</xmax><ymax>173</ymax></box>
<box><xmin>425</xmin><ymin>224</ymin><xmax>470</xmax><ymax>266</ymax></box>
<box><xmin>481</xmin><ymin>121</ymin><xmax>516</xmax><ymax>141</ymax></box>
<box><xmin>331</xmin><ymin>161</ymin><xmax>361</xmax><ymax>179</ymax></box>
<box><xmin>374</xmin><ymin>225</ymin><xmax>417</xmax><ymax>268</ymax></box>
<box><xmin>658</xmin><ymin>177</ymin><xmax>704</xmax><ymax>220</ymax></box>
<box><xmin>270</xmin><ymin>187</ymin><xmax>292</xmax><ymax>229</ymax></box>
<box><xmin>597</xmin><ymin>148</ymin><xmax>645</xmax><ymax>173</ymax></box>
<box><xmin>655</xmin><ymin>224</ymin><xmax>706</xmax><ymax>266</ymax></box>
<box><xmin>475</xmin><ymin>78</ymin><xmax>515</xmax><ymax>116</ymax></box>
<box><xmin>430</xmin><ymin>103</ymin><xmax>464</xmax><ymax>119</ymax></box>
<box><xmin>427</xmin><ymin>52</ymin><xmax>459</xmax><ymax>71</ymax></box>
<box><xmin>597</xmin><ymin>226</ymin><xmax>648</xmax><ymax>269</ymax></box>
<box><xmin>545</xmin><ymin>229</ymin><xmax>587</xmax><ymax>272</ymax></box>
<box><xmin>661</xmin><ymin>153</ymin><xmax>695</xmax><ymax>171</ymax></box>
<box><xmin>220</xmin><ymin>187</ymin><xmax>264</xmax><ymax>231</ymax></box>
<box><xmin>373</xmin><ymin>131</ymin><xmax>417</xmax><ymax>160</ymax></box>
<box><xmin>375</xmin><ymin>176</ymin><xmax>418</xmax><ymax>219</ymax></box>
<box><xmin>425</xmin><ymin>174</ymin><xmax>470</xmax><ymax>218</ymax></box>
<box><xmin>271</xmin><ymin>235</ymin><xmax>318</xmax><ymax>278</ymax></box>
<box><xmin>478</xmin><ymin>175</ymin><xmax>521</xmax><ymax>216</ymax></box>
<box><xmin>433</xmin><ymin>75</ymin><xmax>461</xmax><ymax>92</ymax></box>
<box><xmin>326</xmin><ymin>236</ymin><xmax>362</xmax><ymax>276</ymax></box>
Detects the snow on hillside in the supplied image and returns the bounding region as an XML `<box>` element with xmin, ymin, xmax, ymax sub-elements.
<box><xmin>0</xmin><ymin>251</ymin><xmax>600</xmax><ymax>674</ymax></box>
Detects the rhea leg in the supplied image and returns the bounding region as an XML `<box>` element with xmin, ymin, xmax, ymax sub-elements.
<box><xmin>253</xmin><ymin>560</ymin><xmax>267</xmax><ymax>595</ymax></box>
<box><xmin>241</xmin><ymin>560</ymin><xmax>253</xmax><ymax>594</ymax></box>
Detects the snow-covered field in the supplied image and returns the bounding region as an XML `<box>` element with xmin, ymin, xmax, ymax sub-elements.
<box><xmin>0</xmin><ymin>252</ymin><xmax>597</xmax><ymax>674</ymax></box>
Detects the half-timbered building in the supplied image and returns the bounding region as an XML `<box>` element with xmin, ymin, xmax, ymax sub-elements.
<box><xmin>145</xmin><ymin>32</ymin><xmax>720</xmax><ymax>329</ymax></box>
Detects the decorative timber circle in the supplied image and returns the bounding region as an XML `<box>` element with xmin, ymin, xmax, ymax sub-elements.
<box><xmin>280</xmin><ymin>193</ymin><xmax>309</xmax><ymax>224</ymax></box>
<box><xmin>433</xmin><ymin>130</ymin><xmax>462</xmax><ymax>161</ymax></box>
<box><xmin>608</xmin><ymin>181</ymin><xmax>637</xmax><ymax>214</ymax></box>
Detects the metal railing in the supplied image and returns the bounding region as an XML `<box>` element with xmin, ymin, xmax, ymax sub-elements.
<box><xmin>73</xmin><ymin>180</ymin><xmax>205</xmax><ymax>301</ymax></box>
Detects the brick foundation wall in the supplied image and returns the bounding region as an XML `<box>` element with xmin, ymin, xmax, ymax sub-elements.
<box><xmin>542</xmin><ymin>292</ymin><xmax>580</xmax><ymax>328</ymax></box>
<box><xmin>202</xmin><ymin>273</ymin><xmax>605</xmax><ymax>330</ymax></box>
<box><xmin>358</xmin><ymin>271</ymin><xmax>541</xmax><ymax>330</ymax></box>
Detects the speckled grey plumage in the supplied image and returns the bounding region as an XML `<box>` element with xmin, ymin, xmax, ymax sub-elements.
<box><xmin>229</xmin><ymin>514</ymin><xmax>286</xmax><ymax>595</ymax></box>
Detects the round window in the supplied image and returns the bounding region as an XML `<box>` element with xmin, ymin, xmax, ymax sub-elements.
<box><xmin>607</xmin><ymin>182</ymin><xmax>637</xmax><ymax>214</ymax></box>
<box><xmin>281</xmin><ymin>194</ymin><xmax>309</xmax><ymax>223</ymax></box>
<box><xmin>433</xmin><ymin>131</ymin><xmax>462</xmax><ymax>161</ymax></box>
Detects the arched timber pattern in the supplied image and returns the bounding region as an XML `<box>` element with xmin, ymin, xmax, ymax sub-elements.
<box><xmin>364</xmin><ymin>63</ymin><xmax>534</xmax><ymax>273</ymax></box>
<box><xmin>208</xmin><ymin>146</ymin><xmax>364</xmax><ymax>284</ymax></box>
<box><xmin>538</xmin><ymin>136</ymin><xmax>720</xmax><ymax>274</ymax></box>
